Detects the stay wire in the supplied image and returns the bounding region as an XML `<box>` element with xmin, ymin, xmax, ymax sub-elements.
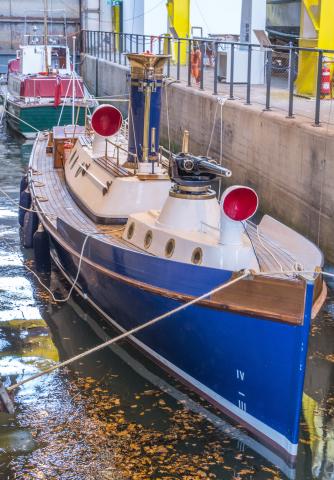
<box><xmin>317</xmin><ymin>92</ymin><xmax>333</xmax><ymax>246</ymax></box>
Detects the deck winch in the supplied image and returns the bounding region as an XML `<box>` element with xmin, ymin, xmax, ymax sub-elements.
<box><xmin>126</xmin><ymin>52</ymin><xmax>170</xmax><ymax>170</ymax></box>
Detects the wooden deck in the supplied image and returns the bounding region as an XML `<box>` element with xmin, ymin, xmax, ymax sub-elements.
<box><xmin>211</xmin><ymin>275</ymin><xmax>305</xmax><ymax>324</ymax></box>
<box><xmin>29</xmin><ymin>134</ymin><xmax>132</xmax><ymax>250</ymax></box>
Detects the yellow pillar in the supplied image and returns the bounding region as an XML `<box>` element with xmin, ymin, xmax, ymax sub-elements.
<box><xmin>112</xmin><ymin>1</ymin><xmax>122</xmax><ymax>51</ymax></box>
<box><xmin>296</xmin><ymin>0</ymin><xmax>334</xmax><ymax>97</ymax></box>
<box><xmin>166</xmin><ymin>0</ymin><xmax>190</xmax><ymax>65</ymax></box>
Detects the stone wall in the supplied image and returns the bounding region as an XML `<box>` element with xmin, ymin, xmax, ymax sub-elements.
<box><xmin>81</xmin><ymin>55</ymin><xmax>129</xmax><ymax>117</ymax></box>
<box><xmin>160</xmin><ymin>83</ymin><xmax>334</xmax><ymax>261</ymax></box>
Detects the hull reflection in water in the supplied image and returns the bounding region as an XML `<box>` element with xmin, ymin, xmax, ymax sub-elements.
<box><xmin>302</xmin><ymin>295</ymin><xmax>334</xmax><ymax>480</ymax></box>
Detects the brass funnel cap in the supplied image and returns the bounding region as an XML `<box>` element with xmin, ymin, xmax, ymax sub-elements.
<box><xmin>127</xmin><ymin>53</ymin><xmax>171</xmax><ymax>80</ymax></box>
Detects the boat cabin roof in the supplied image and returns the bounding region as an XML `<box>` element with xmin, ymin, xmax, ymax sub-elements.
<box><xmin>17</xmin><ymin>43</ymin><xmax>71</xmax><ymax>75</ymax></box>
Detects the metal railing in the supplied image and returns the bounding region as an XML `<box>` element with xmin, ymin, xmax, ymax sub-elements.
<box><xmin>81</xmin><ymin>30</ymin><xmax>334</xmax><ymax>126</ymax></box>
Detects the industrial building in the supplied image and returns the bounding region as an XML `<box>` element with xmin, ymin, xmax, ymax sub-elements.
<box><xmin>0</xmin><ymin>0</ymin><xmax>80</xmax><ymax>51</ymax></box>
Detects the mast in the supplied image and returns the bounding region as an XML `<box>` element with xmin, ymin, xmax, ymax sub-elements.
<box><xmin>72</xmin><ymin>36</ymin><xmax>76</xmax><ymax>125</ymax></box>
<box><xmin>43</xmin><ymin>0</ymin><xmax>49</xmax><ymax>72</ymax></box>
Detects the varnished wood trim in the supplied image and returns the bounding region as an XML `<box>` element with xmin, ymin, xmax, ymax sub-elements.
<box><xmin>312</xmin><ymin>281</ymin><xmax>327</xmax><ymax>319</ymax></box>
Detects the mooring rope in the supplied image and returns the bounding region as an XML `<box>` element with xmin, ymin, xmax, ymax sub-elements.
<box><xmin>1</xmin><ymin>231</ymin><xmax>91</xmax><ymax>306</ymax></box>
<box><xmin>6</xmin><ymin>270</ymin><xmax>250</xmax><ymax>393</ymax></box>
<box><xmin>3</xmin><ymin>109</ymin><xmax>41</xmax><ymax>133</ymax></box>
<box><xmin>57</xmin><ymin>75</ymin><xmax>73</xmax><ymax>126</ymax></box>
<box><xmin>0</xmin><ymin>187</ymin><xmax>57</xmax><ymax>220</ymax></box>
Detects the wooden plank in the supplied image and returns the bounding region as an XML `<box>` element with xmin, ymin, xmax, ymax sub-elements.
<box><xmin>31</xmin><ymin>135</ymin><xmax>138</xmax><ymax>250</ymax></box>
<box><xmin>211</xmin><ymin>276</ymin><xmax>305</xmax><ymax>324</ymax></box>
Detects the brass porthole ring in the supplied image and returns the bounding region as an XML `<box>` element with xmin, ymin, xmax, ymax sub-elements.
<box><xmin>127</xmin><ymin>222</ymin><xmax>135</xmax><ymax>240</ymax></box>
<box><xmin>165</xmin><ymin>238</ymin><xmax>175</xmax><ymax>258</ymax></box>
<box><xmin>191</xmin><ymin>247</ymin><xmax>203</xmax><ymax>265</ymax></box>
<box><xmin>144</xmin><ymin>230</ymin><xmax>153</xmax><ymax>249</ymax></box>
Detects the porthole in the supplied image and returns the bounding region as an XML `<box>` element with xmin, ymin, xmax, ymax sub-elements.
<box><xmin>144</xmin><ymin>230</ymin><xmax>153</xmax><ymax>249</ymax></box>
<box><xmin>191</xmin><ymin>247</ymin><xmax>203</xmax><ymax>265</ymax></box>
<box><xmin>165</xmin><ymin>238</ymin><xmax>175</xmax><ymax>258</ymax></box>
<box><xmin>127</xmin><ymin>222</ymin><xmax>135</xmax><ymax>240</ymax></box>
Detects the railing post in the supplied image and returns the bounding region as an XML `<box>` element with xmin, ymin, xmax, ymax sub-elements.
<box><xmin>119</xmin><ymin>34</ymin><xmax>122</xmax><ymax>64</ymax></box>
<box><xmin>315</xmin><ymin>50</ymin><xmax>323</xmax><ymax>126</ymax></box>
<box><xmin>124</xmin><ymin>34</ymin><xmax>127</xmax><ymax>65</ymax></box>
<box><xmin>287</xmin><ymin>43</ymin><xmax>295</xmax><ymax>118</ymax></box>
<box><xmin>158</xmin><ymin>36</ymin><xmax>162</xmax><ymax>55</ymax></box>
<box><xmin>188</xmin><ymin>39</ymin><xmax>192</xmax><ymax>87</ymax></box>
<box><xmin>81</xmin><ymin>30</ymin><xmax>84</xmax><ymax>54</ymax></box>
<box><xmin>213</xmin><ymin>41</ymin><xmax>218</xmax><ymax>95</ymax></box>
<box><xmin>136</xmin><ymin>34</ymin><xmax>139</xmax><ymax>53</ymax></box>
<box><xmin>167</xmin><ymin>37</ymin><xmax>171</xmax><ymax>77</ymax></box>
<box><xmin>265</xmin><ymin>48</ymin><xmax>272</xmax><ymax>110</ymax></box>
<box><xmin>229</xmin><ymin>43</ymin><xmax>235</xmax><ymax>99</ymax></box>
<box><xmin>177</xmin><ymin>40</ymin><xmax>181</xmax><ymax>81</ymax></box>
<box><xmin>200</xmin><ymin>41</ymin><xmax>205</xmax><ymax>90</ymax></box>
<box><xmin>130</xmin><ymin>33</ymin><xmax>133</xmax><ymax>53</ymax></box>
<box><xmin>109</xmin><ymin>32</ymin><xmax>112</xmax><ymax>61</ymax></box>
<box><xmin>246</xmin><ymin>44</ymin><xmax>252</xmax><ymax>104</ymax></box>
<box><xmin>113</xmin><ymin>32</ymin><xmax>116</xmax><ymax>62</ymax></box>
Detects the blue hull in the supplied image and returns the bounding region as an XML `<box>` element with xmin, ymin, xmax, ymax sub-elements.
<box><xmin>48</xmin><ymin>218</ymin><xmax>313</xmax><ymax>462</ymax></box>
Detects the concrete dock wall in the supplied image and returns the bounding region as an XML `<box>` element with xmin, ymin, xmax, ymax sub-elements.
<box><xmin>81</xmin><ymin>55</ymin><xmax>129</xmax><ymax>117</ymax></box>
<box><xmin>82</xmin><ymin>54</ymin><xmax>334</xmax><ymax>262</ymax></box>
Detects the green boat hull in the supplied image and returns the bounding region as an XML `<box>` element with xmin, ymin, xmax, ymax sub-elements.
<box><xmin>6</xmin><ymin>100</ymin><xmax>86</xmax><ymax>138</ymax></box>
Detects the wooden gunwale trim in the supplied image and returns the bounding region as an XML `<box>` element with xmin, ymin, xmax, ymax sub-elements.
<box><xmin>312</xmin><ymin>280</ymin><xmax>327</xmax><ymax>319</ymax></box>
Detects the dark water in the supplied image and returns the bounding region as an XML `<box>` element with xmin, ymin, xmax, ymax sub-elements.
<box><xmin>0</xmin><ymin>126</ymin><xmax>334</xmax><ymax>480</ymax></box>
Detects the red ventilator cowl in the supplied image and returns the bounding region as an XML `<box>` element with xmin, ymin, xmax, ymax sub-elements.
<box><xmin>91</xmin><ymin>104</ymin><xmax>123</xmax><ymax>137</ymax></box>
<box><xmin>221</xmin><ymin>186</ymin><xmax>258</xmax><ymax>221</ymax></box>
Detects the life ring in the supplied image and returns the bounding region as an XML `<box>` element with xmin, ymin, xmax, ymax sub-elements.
<box><xmin>191</xmin><ymin>48</ymin><xmax>201</xmax><ymax>84</ymax></box>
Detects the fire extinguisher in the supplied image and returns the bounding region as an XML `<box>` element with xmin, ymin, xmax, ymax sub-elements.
<box><xmin>321</xmin><ymin>63</ymin><xmax>331</xmax><ymax>96</ymax></box>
